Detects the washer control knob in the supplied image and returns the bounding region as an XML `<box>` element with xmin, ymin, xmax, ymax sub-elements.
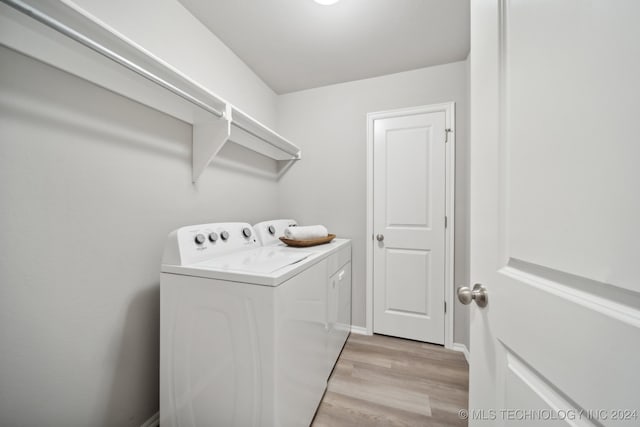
<box><xmin>208</xmin><ymin>232</ymin><xmax>218</xmax><ymax>242</ymax></box>
<box><xmin>194</xmin><ymin>234</ymin><xmax>206</xmax><ymax>245</ymax></box>
<box><xmin>242</xmin><ymin>227</ymin><xmax>252</xmax><ymax>238</ymax></box>
<box><xmin>220</xmin><ymin>231</ymin><xmax>230</xmax><ymax>241</ymax></box>
<box><xmin>267</xmin><ymin>225</ymin><xmax>276</xmax><ymax>235</ymax></box>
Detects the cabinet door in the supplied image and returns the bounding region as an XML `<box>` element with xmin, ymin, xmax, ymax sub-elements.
<box><xmin>327</xmin><ymin>262</ymin><xmax>351</xmax><ymax>376</ymax></box>
<box><xmin>326</xmin><ymin>273</ymin><xmax>339</xmax><ymax>378</ymax></box>
<box><xmin>336</xmin><ymin>262</ymin><xmax>351</xmax><ymax>344</ymax></box>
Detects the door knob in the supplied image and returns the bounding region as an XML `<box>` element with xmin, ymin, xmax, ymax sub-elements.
<box><xmin>457</xmin><ymin>284</ymin><xmax>488</xmax><ymax>308</ymax></box>
<box><xmin>376</xmin><ymin>234</ymin><xmax>384</xmax><ymax>242</ymax></box>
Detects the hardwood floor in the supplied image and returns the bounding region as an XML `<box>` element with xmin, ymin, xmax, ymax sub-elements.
<box><xmin>312</xmin><ymin>333</ymin><xmax>469</xmax><ymax>427</ymax></box>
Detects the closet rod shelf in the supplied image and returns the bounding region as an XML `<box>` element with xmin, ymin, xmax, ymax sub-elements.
<box><xmin>0</xmin><ymin>0</ymin><xmax>301</xmax><ymax>182</ymax></box>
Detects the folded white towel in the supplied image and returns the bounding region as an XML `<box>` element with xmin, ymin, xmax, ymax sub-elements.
<box><xmin>284</xmin><ymin>225</ymin><xmax>328</xmax><ymax>240</ymax></box>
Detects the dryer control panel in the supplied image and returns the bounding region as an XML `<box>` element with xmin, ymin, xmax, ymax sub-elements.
<box><xmin>253</xmin><ymin>219</ymin><xmax>298</xmax><ymax>246</ymax></box>
<box><xmin>162</xmin><ymin>222</ymin><xmax>260</xmax><ymax>266</ymax></box>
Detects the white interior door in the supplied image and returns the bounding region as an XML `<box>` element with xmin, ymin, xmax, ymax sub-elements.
<box><xmin>469</xmin><ymin>0</ymin><xmax>640</xmax><ymax>425</ymax></box>
<box><xmin>372</xmin><ymin>107</ymin><xmax>446</xmax><ymax>343</ymax></box>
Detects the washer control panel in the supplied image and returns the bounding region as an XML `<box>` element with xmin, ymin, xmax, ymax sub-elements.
<box><xmin>163</xmin><ymin>222</ymin><xmax>260</xmax><ymax>266</ymax></box>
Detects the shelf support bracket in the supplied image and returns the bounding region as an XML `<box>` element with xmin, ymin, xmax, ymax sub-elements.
<box><xmin>192</xmin><ymin>105</ymin><xmax>232</xmax><ymax>183</ymax></box>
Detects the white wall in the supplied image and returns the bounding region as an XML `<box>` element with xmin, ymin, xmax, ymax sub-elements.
<box><xmin>71</xmin><ymin>0</ymin><xmax>277</xmax><ymax>128</ymax></box>
<box><xmin>0</xmin><ymin>0</ymin><xmax>280</xmax><ymax>425</ymax></box>
<box><xmin>276</xmin><ymin>60</ymin><xmax>470</xmax><ymax>346</ymax></box>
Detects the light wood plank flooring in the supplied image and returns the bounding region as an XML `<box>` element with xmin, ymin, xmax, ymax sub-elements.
<box><xmin>312</xmin><ymin>333</ymin><xmax>469</xmax><ymax>427</ymax></box>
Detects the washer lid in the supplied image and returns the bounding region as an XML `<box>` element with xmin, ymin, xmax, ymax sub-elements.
<box><xmin>194</xmin><ymin>246</ymin><xmax>312</xmax><ymax>274</ymax></box>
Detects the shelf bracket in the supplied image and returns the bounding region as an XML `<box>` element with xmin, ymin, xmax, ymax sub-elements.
<box><xmin>192</xmin><ymin>105</ymin><xmax>232</xmax><ymax>183</ymax></box>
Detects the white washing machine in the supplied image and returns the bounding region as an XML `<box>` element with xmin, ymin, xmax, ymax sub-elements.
<box><xmin>160</xmin><ymin>222</ymin><xmax>351</xmax><ymax>427</ymax></box>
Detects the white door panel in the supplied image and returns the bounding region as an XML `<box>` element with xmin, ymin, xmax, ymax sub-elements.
<box><xmin>373</xmin><ymin>110</ymin><xmax>446</xmax><ymax>343</ymax></box>
<box><xmin>504</xmin><ymin>1</ymin><xmax>640</xmax><ymax>292</ymax></box>
<box><xmin>385</xmin><ymin>249</ymin><xmax>431</xmax><ymax>316</ymax></box>
<box><xmin>385</xmin><ymin>127</ymin><xmax>431</xmax><ymax>227</ymax></box>
<box><xmin>470</xmin><ymin>0</ymin><xmax>640</xmax><ymax>425</ymax></box>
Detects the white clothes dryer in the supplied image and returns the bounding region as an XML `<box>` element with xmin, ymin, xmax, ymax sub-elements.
<box><xmin>254</xmin><ymin>218</ymin><xmax>352</xmax><ymax>376</ymax></box>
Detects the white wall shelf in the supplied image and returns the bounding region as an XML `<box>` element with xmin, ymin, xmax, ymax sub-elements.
<box><xmin>0</xmin><ymin>0</ymin><xmax>301</xmax><ymax>182</ymax></box>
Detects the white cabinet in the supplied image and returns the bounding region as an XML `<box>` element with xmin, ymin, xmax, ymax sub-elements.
<box><xmin>327</xmin><ymin>262</ymin><xmax>351</xmax><ymax>375</ymax></box>
<box><xmin>326</xmin><ymin>250</ymin><xmax>351</xmax><ymax>377</ymax></box>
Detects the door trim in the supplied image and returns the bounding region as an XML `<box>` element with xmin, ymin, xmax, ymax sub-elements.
<box><xmin>365</xmin><ymin>102</ymin><xmax>456</xmax><ymax>348</ymax></box>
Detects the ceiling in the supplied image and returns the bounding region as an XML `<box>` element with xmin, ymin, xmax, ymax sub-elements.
<box><xmin>179</xmin><ymin>0</ymin><xmax>470</xmax><ymax>94</ymax></box>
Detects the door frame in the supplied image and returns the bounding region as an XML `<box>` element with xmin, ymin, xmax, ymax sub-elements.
<box><xmin>365</xmin><ymin>102</ymin><xmax>456</xmax><ymax>348</ymax></box>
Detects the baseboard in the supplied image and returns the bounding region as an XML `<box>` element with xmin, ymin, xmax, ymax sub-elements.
<box><xmin>452</xmin><ymin>343</ymin><xmax>470</xmax><ymax>364</ymax></box>
<box><xmin>350</xmin><ymin>325</ymin><xmax>371</xmax><ymax>335</ymax></box>
<box><xmin>140</xmin><ymin>412</ymin><xmax>159</xmax><ymax>427</ymax></box>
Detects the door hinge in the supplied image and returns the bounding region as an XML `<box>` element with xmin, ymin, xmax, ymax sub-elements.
<box><xmin>445</xmin><ymin>128</ymin><xmax>452</xmax><ymax>143</ymax></box>
<box><xmin>444</xmin><ymin>301</ymin><xmax>447</xmax><ymax>313</ymax></box>
<box><xmin>445</xmin><ymin>216</ymin><xmax>448</xmax><ymax>228</ymax></box>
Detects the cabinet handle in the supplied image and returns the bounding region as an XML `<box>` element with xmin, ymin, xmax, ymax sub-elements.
<box><xmin>338</xmin><ymin>270</ymin><xmax>345</xmax><ymax>281</ymax></box>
